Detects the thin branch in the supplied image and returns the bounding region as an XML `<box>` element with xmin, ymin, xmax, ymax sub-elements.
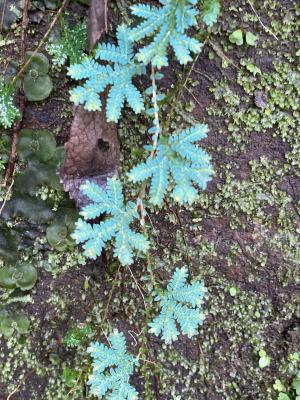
<box><xmin>127</xmin><ymin>265</ymin><xmax>147</xmax><ymax>309</ymax></box>
<box><xmin>0</xmin><ymin>177</ymin><xmax>14</xmax><ymax>215</ymax></box>
<box><xmin>6</xmin><ymin>376</ymin><xmax>26</xmax><ymax>400</ymax></box>
<box><xmin>0</xmin><ymin>0</ymin><xmax>7</xmax><ymax>32</ymax></box>
<box><xmin>209</xmin><ymin>40</ymin><xmax>240</xmax><ymax>69</ymax></box>
<box><xmin>247</xmin><ymin>0</ymin><xmax>279</xmax><ymax>41</ymax></box>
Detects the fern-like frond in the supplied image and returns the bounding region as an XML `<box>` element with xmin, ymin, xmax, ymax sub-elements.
<box><xmin>129</xmin><ymin>0</ymin><xmax>202</xmax><ymax>67</ymax></box>
<box><xmin>72</xmin><ymin>177</ymin><xmax>150</xmax><ymax>265</ymax></box>
<box><xmin>201</xmin><ymin>0</ymin><xmax>221</xmax><ymax>27</ymax></box>
<box><xmin>88</xmin><ymin>330</ymin><xmax>139</xmax><ymax>399</ymax></box>
<box><xmin>47</xmin><ymin>20</ymin><xmax>87</xmax><ymax>66</ymax></box>
<box><xmin>68</xmin><ymin>25</ymin><xmax>145</xmax><ymax>122</ymax></box>
<box><xmin>0</xmin><ymin>78</ymin><xmax>20</xmax><ymax>128</ymax></box>
<box><xmin>148</xmin><ymin>267</ymin><xmax>206</xmax><ymax>344</ymax></box>
<box><xmin>128</xmin><ymin>124</ymin><xmax>213</xmax><ymax>206</ymax></box>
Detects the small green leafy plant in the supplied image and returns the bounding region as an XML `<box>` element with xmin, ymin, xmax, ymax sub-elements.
<box><xmin>0</xmin><ymin>77</ymin><xmax>20</xmax><ymax>128</ymax></box>
<box><xmin>0</xmin><ymin>262</ymin><xmax>37</xmax><ymax>291</ymax></box>
<box><xmin>0</xmin><ymin>309</ymin><xmax>30</xmax><ymax>337</ymax></box>
<box><xmin>129</xmin><ymin>0</ymin><xmax>201</xmax><ymax>67</ymax></box>
<box><xmin>64</xmin><ymin>323</ymin><xmax>93</xmax><ymax>348</ymax></box>
<box><xmin>88</xmin><ymin>268</ymin><xmax>206</xmax><ymax>396</ymax></box>
<box><xmin>47</xmin><ymin>19</ymin><xmax>87</xmax><ymax>67</ymax></box>
<box><xmin>258</xmin><ymin>349</ymin><xmax>271</xmax><ymax>369</ymax></box>
<box><xmin>274</xmin><ymin>373</ymin><xmax>300</xmax><ymax>400</ymax></box>
<box><xmin>273</xmin><ymin>353</ymin><xmax>300</xmax><ymax>400</ymax></box>
<box><xmin>229</xmin><ymin>29</ymin><xmax>258</xmax><ymax>46</ymax></box>
<box><xmin>67</xmin><ymin>1</ymin><xmax>221</xmax><ymax>120</ymax></box>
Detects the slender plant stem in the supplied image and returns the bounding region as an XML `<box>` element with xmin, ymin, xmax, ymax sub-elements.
<box><xmin>96</xmin><ymin>262</ymin><xmax>121</xmax><ymax>338</ymax></box>
<box><xmin>2</xmin><ymin>0</ymin><xmax>30</xmax><ymax>188</ymax></box>
<box><xmin>128</xmin><ymin>265</ymin><xmax>146</xmax><ymax>309</ymax></box>
<box><xmin>150</xmin><ymin>65</ymin><xmax>161</xmax><ymax>150</ymax></box>
<box><xmin>0</xmin><ymin>0</ymin><xmax>7</xmax><ymax>32</ymax></box>
<box><xmin>137</xmin><ymin>64</ymin><xmax>161</xmax><ymax>226</ymax></box>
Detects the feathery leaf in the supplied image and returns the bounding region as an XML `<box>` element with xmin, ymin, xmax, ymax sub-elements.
<box><xmin>72</xmin><ymin>177</ymin><xmax>150</xmax><ymax>265</ymax></box>
<box><xmin>68</xmin><ymin>25</ymin><xmax>145</xmax><ymax>122</ymax></box>
<box><xmin>129</xmin><ymin>0</ymin><xmax>202</xmax><ymax>67</ymax></box>
<box><xmin>128</xmin><ymin>124</ymin><xmax>213</xmax><ymax>206</ymax></box>
<box><xmin>149</xmin><ymin>267</ymin><xmax>207</xmax><ymax>344</ymax></box>
<box><xmin>201</xmin><ymin>0</ymin><xmax>221</xmax><ymax>27</ymax></box>
<box><xmin>47</xmin><ymin>20</ymin><xmax>87</xmax><ymax>67</ymax></box>
<box><xmin>88</xmin><ymin>330</ymin><xmax>139</xmax><ymax>399</ymax></box>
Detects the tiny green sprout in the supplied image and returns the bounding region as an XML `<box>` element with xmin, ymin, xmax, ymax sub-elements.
<box><xmin>246</xmin><ymin>31</ymin><xmax>258</xmax><ymax>46</ymax></box>
<box><xmin>229</xmin><ymin>29</ymin><xmax>244</xmax><ymax>46</ymax></box>
<box><xmin>229</xmin><ymin>286</ymin><xmax>237</xmax><ymax>296</ymax></box>
<box><xmin>273</xmin><ymin>379</ymin><xmax>285</xmax><ymax>392</ymax></box>
<box><xmin>64</xmin><ymin>324</ymin><xmax>93</xmax><ymax>348</ymax></box>
<box><xmin>63</xmin><ymin>367</ymin><xmax>80</xmax><ymax>388</ymax></box>
<box><xmin>258</xmin><ymin>349</ymin><xmax>271</xmax><ymax>368</ymax></box>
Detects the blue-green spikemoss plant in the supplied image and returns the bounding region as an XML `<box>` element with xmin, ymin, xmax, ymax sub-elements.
<box><xmin>67</xmin><ymin>1</ymin><xmax>221</xmax><ymax>121</ymax></box>
<box><xmin>68</xmin><ymin>24</ymin><xmax>145</xmax><ymax>122</ymax></box>
<box><xmin>129</xmin><ymin>0</ymin><xmax>202</xmax><ymax>68</ymax></box>
<box><xmin>129</xmin><ymin>0</ymin><xmax>221</xmax><ymax>68</ymax></box>
<box><xmin>71</xmin><ymin>177</ymin><xmax>149</xmax><ymax>265</ymax></box>
<box><xmin>88</xmin><ymin>329</ymin><xmax>139</xmax><ymax>399</ymax></box>
<box><xmin>149</xmin><ymin>267</ymin><xmax>207</xmax><ymax>344</ymax></box>
<box><xmin>128</xmin><ymin>124</ymin><xmax>213</xmax><ymax>206</ymax></box>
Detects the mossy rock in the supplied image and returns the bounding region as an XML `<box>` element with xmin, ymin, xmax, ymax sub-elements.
<box><xmin>0</xmin><ymin>0</ymin><xmax>22</xmax><ymax>31</ymax></box>
<box><xmin>24</xmin><ymin>52</ymin><xmax>53</xmax><ymax>101</ymax></box>
<box><xmin>0</xmin><ymin>263</ymin><xmax>37</xmax><ymax>291</ymax></box>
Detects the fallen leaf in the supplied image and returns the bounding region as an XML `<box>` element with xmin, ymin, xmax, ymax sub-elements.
<box><xmin>59</xmin><ymin>98</ymin><xmax>119</xmax><ymax>208</ymax></box>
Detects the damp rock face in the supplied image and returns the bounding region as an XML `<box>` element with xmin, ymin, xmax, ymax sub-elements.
<box><xmin>59</xmin><ymin>102</ymin><xmax>119</xmax><ymax>208</ymax></box>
